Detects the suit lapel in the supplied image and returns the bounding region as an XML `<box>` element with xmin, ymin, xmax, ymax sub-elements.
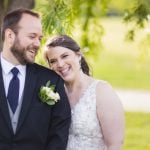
<box><xmin>0</xmin><ymin>62</ymin><xmax>13</xmax><ymax>132</ymax></box>
<box><xmin>16</xmin><ymin>64</ymin><xmax>37</xmax><ymax>132</ymax></box>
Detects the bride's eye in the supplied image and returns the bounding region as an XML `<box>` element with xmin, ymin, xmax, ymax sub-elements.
<box><xmin>62</xmin><ymin>54</ymin><xmax>68</xmax><ymax>59</ymax></box>
<box><xmin>49</xmin><ymin>59</ymin><xmax>57</xmax><ymax>64</ymax></box>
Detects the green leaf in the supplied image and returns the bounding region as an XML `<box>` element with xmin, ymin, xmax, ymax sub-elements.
<box><xmin>46</xmin><ymin>80</ymin><xmax>51</xmax><ymax>87</ymax></box>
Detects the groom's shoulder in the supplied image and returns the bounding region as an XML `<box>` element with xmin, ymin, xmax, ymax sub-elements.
<box><xmin>32</xmin><ymin>63</ymin><xmax>58</xmax><ymax>76</ymax></box>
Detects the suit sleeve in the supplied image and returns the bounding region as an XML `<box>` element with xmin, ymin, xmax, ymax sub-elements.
<box><xmin>46</xmin><ymin>77</ymin><xmax>71</xmax><ymax>150</ymax></box>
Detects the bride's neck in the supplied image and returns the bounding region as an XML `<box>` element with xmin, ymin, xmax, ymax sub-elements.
<box><xmin>64</xmin><ymin>73</ymin><xmax>91</xmax><ymax>94</ymax></box>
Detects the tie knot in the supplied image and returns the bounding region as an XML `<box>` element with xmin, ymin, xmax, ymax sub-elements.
<box><xmin>11</xmin><ymin>67</ymin><xmax>19</xmax><ymax>77</ymax></box>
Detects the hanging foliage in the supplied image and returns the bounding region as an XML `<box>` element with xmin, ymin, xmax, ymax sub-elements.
<box><xmin>124</xmin><ymin>0</ymin><xmax>150</xmax><ymax>41</ymax></box>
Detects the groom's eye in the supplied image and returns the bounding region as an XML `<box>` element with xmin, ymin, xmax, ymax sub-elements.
<box><xmin>29</xmin><ymin>36</ymin><xmax>35</xmax><ymax>39</ymax></box>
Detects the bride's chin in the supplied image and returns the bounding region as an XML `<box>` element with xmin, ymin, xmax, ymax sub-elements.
<box><xmin>62</xmin><ymin>76</ymin><xmax>72</xmax><ymax>83</ymax></box>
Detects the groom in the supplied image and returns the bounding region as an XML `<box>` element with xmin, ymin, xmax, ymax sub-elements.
<box><xmin>0</xmin><ymin>8</ymin><xmax>71</xmax><ymax>150</ymax></box>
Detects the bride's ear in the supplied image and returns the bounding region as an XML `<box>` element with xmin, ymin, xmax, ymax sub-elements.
<box><xmin>76</xmin><ymin>51</ymin><xmax>82</xmax><ymax>61</ymax></box>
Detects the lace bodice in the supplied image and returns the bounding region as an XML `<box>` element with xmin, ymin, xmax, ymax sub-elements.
<box><xmin>67</xmin><ymin>80</ymin><xmax>107</xmax><ymax>150</ymax></box>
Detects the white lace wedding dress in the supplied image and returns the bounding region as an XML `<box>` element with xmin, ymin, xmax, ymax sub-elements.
<box><xmin>67</xmin><ymin>80</ymin><xmax>107</xmax><ymax>150</ymax></box>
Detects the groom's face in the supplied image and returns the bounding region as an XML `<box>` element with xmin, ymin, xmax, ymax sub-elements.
<box><xmin>10</xmin><ymin>13</ymin><xmax>43</xmax><ymax>65</ymax></box>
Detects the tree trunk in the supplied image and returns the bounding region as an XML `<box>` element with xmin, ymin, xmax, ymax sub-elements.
<box><xmin>0</xmin><ymin>0</ymin><xmax>35</xmax><ymax>50</ymax></box>
<box><xmin>0</xmin><ymin>0</ymin><xmax>6</xmax><ymax>50</ymax></box>
<box><xmin>7</xmin><ymin>0</ymin><xmax>35</xmax><ymax>11</ymax></box>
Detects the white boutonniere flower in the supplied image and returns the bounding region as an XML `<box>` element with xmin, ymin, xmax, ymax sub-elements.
<box><xmin>39</xmin><ymin>81</ymin><xmax>60</xmax><ymax>105</ymax></box>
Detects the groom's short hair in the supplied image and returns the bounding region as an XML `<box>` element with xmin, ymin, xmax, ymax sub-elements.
<box><xmin>1</xmin><ymin>8</ymin><xmax>40</xmax><ymax>41</ymax></box>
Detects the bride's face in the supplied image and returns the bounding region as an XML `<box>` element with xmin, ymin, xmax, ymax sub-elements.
<box><xmin>46</xmin><ymin>46</ymin><xmax>81</xmax><ymax>83</ymax></box>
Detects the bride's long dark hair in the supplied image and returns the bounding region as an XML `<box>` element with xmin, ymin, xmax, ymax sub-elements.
<box><xmin>45</xmin><ymin>35</ymin><xmax>90</xmax><ymax>76</ymax></box>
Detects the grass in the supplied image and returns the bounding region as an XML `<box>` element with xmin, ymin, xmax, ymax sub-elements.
<box><xmin>92</xmin><ymin>50</ymin><xmax>150</xmax><ymax>89</ymax></box>
<box><xmin>124</xmin><ymin>112</ymin><xmax>150</xmax><ymax>150</ymax></box>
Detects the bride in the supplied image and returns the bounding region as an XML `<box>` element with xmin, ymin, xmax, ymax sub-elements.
<box><xmin>44</xmin><ymin>35</ymin><xmax>125</xmax><ymax>150</ymax></box>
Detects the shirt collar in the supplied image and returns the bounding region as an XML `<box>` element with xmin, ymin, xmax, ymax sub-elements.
<box><xmin>0</xmin><ymin>54</ymin><xmax>26</xmax><ymax>76</ymax></box>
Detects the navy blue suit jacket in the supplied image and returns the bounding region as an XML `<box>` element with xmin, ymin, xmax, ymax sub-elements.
<box><xmin>0</xmin><ymin>62</ymin><xmax>71</xmax><ymax>150</ymax></box>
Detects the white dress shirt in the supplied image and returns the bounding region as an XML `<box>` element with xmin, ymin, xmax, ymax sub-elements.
<box><xmin>0</xmin><ymin>54</ymin><xmax>26</xmax><ymax>103</ymax></box>
<box><xmin>0</xmin><ymin>54</ymin><xmax>26</xmax><ymax>133</ymax></box>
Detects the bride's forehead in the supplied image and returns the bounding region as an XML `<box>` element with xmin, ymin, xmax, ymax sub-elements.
<box><xmin>49</xmin><ymin>46</ymin><xmax>75</xmax><ymax>54</ymax></box>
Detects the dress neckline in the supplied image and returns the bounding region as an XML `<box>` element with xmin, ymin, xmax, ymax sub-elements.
<box><xmin>71</xmin><ymin>79</ymin><xmax>96</xmax><ymax>110</ymax></box>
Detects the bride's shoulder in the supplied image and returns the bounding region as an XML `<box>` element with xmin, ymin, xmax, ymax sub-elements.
<box><xmin>95</xmin><ymin>79</ymin><xmax>121</xmax><ymax>105</ymax></box>
<box><xmin>89</xmin><ymin>78</ymin><xmax>115</xmax><ymax>94</ymax></box>
<box><xmin>94</xmin><ymin>79</ymin><xmax>116</xmax><ymax>96</ymax></box>
<box><xmin>94</xmin><ymin>79</ymin><xmax>112</xmax><ymax>88</ymax></box>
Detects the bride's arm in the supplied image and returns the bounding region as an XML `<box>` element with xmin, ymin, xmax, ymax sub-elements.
<box><xmin>96</xmin><ymin>81</ymin><xmax>125</xmax><ymax>150</ymax></box>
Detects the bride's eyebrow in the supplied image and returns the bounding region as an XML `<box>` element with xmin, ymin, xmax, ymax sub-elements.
<box><xmin>61</xmin><ymin>52</ymin><xmax>70</xmax><ymax>56</ymax></box>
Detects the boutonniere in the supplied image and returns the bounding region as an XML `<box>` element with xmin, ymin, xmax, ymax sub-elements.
<box><xmin>39</xmin><ymin>81</ymin><xmax>60</xmax><ymax>105</ymax></box>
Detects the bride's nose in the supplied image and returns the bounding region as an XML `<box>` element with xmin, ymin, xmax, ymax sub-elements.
<box><xmin>57</xmin><ymin>59</ymin><xmax>64</xmax><ymax>67</ymax></box>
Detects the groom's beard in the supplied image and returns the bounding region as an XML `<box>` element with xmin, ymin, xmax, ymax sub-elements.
<box><xmin>11</xmin><ymin>37</ymin><xmax>39</xmax><ymax>65</ymax></box>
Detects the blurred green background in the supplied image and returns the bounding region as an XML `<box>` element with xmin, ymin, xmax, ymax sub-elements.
<box><xmin>92</xmin><ymin>17</ymin><xmax>150</xmax><ymax>90</ymax></box>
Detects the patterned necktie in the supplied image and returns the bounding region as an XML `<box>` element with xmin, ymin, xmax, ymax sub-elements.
<box><xmin>7</xmin><ymin>67</ymin><xmax>20</xmax><ymax>113</ymax></box>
